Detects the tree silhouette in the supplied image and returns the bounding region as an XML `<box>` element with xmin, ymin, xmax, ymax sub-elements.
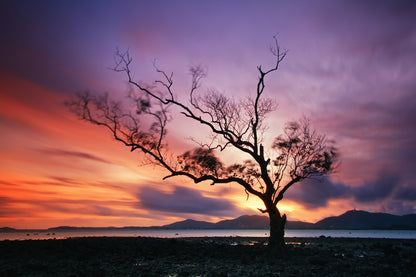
<box><xmin>67</xmin><ymin>37</ymin><xmax>337</xmax><ymax>248</ymax></box>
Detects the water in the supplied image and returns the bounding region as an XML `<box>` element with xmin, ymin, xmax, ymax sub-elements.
<box><xmin>1</xmin><ymin>229</ymin><xmax>416</xmax><ymax>241</ymax></box>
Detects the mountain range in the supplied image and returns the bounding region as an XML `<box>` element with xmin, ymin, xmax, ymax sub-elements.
<box><xmin>160</xmin><ymin>210</ymin><xmax>416</xmax><ymax>230</ymax></box>
<box><xmin>1</xmin><ymin>210</ymin><xmax>415</xmax><ymax>231</ymax></box>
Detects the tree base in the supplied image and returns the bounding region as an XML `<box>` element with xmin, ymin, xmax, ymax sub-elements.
<box><xmin>268</xmin><ymin>212</ymin><xmax>286</xmax><ymax>250</ymax></box>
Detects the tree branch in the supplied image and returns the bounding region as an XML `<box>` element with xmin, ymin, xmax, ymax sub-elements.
<box><xmin>68</xmin><ymin>37</ymin><xmax>338</xmax><ymax>231</ymax></box>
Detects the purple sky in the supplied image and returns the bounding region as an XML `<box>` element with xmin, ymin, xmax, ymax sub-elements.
<box><xmin>1</xmin><ymin>0</ymin><xmax>415</xmax><ymax>228</ymax></box>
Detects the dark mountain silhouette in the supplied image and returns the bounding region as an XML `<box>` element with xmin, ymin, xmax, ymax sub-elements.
<box><xmin>314</xmin><ymin>210</ymin><xmax>416</xmax><ymax>229</ymax></box>
<box><xmin>161</xmin><ymin>215</ymin><xmax>315</xmax><ymax>229</ymax></box>
<box><xmin>162</xmin><ymin>210</ymin><xmax>416</xmax><ymax>230</ymax></box>
<box><xmin>215</xmin><ymin>215</ymin><xmax>268</xmax><ymax>229</ymax></box>
<box><xmin>47</xmin><ymin>226</ymin><xmax>121</xmax><ymax>231</ymax></box>
<box><xmin>286</xmin><ymin>220</ymin><xmax>316</xmax><ymax>229</ymax></box>
<box><xmin>0</xmin><ymin>227</ymin><xmax>16</xmax><ymax>232</ymax></box>
<box><xmin>1</xmin><ymin>210</ymin><xmax>415</xmax><ymax>231</ymax></box>
<box><xmin>160</xmin><ymin>219</ymin><xmax>216</xmax><ymax>229</ymax></box>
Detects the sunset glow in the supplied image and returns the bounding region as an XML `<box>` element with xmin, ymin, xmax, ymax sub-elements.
<box><xmin>1</xmin><ymin>0</ymin><xmax>415</xmax><ymax>229</ymax></box>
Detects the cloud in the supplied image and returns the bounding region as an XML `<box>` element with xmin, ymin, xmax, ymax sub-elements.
<box><xmin>384</xmin><ymin>201</ymin><xmax>415</xmax><ymax>215</ymax></box>
<box><xmin>38</xmin><ymin>148</ymin><xmax>111</xmax><ymax>164</ymax></box>
<box><xmin>394</xmin><ymin>186</ymin><xmax>416</xmax><ymax>201</ymax></box>
<box><xmin>285</xmin><ymin>170</ymin><xmax>415</xmax><ymax>210</ymax></box>
<box><xmin>47</xmin><ymin>176</ymin><xmax>79</xmax><ymax>185</ymax></box>
<box><xmin>2</xmin><ymin>196</ymin><xmax>139</xmax><ymax>218</ymax></box>
<box><xmin>0</xmin><ymin>196</ymin><xmax>32</xmax><ymax>217</ymax></box>
<box><xmin>0</xmin><ymin>196</ymin><xmax>10</xmax><ymax>211</ymax></box>
<box><xmin>350</xmin><ymin>171</ymin><xmax>415</xmax><ymax>208</ymax></box>
<box><xmin>311</xmin><ymin>72</ymin><xmax>416</xmax><ymax>191</ymax></box>
<box><xmin>138</xmin><ymin>185</ymin><xmax>236</xmax><ymax>216</ymax></box>
<box><xmin>303</xmin><ymin>1</ymin><xmax>416</xmax><ymax>188</ymax></box>
<box><xmin>285</xmin><ymin>177</ymin><xmax>350</xmax><ymax>209</ymax></box>
<box><xmin>352</xmin><ymin>172</ymin><xmax>400</xmax><ymax>203</ymax></box>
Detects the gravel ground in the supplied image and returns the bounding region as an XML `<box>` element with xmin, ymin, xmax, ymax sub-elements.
<box><xmin>1</xmin><ymin>236</ymin><xmax>415</xmax><ymax>276</ymax></box>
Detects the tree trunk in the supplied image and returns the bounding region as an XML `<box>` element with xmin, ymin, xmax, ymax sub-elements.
<box><xmin>268</xmin><ymin>210</ymin><xmax>286</xmax><ymax>249</ymax></box>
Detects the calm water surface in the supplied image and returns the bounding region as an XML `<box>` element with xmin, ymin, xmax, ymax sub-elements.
<box><xmin>1</xmin><ymin>229</ymin><xmax>416</xmax><ymax>241</ymax></box>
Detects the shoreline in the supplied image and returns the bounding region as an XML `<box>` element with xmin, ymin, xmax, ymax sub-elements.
<box><xmin>2</xmin><ymin>228</ymin><xmax>416</xmax><ymax>242</ymax></box>
<box><xmin>1</xmin><ymin>236</ymin><xmax>415</xmax><ymax>276</ymax></box>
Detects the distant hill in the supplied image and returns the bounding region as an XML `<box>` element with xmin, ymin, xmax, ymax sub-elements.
<box><xmin>2</xmin><ymin>210</ymin><xmax>415</xmax><ymax>231</ymax></box>
<box><xmin>162</xmin><ymin>210</ymin><xmax>416</xmax><ymax>230</ymax></box>
<box><xmin>286</xmin><ymin>220</ymin><xmax>315</xmax><ymax>229</ymax></box>
<box><xmin>161</xmin><ymin>219</ymin><xmax>216</xmax><ymax>229</ymax></box>
<box><xmin>162</xmin><ymin>215</ymin><xmax>315</xmax><ymax>229</ymax></box>
<box><xmin>47</xmin><ymin>226</ymin><xmax>115</xmax><ymax>231</ymax></box>
<box><xmin>215</xmin><ymin>215</ymin><xmax>268</xmax><ymax>229</ymax></box>
<box><xmin>314</xmin><ymin>210</ymin><xmax>416</xmax><ymax>229</ymax></box>
<box><xmin>0</xmin><ymin>227</ymin><xmax>16</xmax><ymax>232</ymax></box>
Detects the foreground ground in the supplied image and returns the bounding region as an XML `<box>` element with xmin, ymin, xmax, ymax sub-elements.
<box><xmin>0</xmin><ymin>236</ymin><xmax>415</xmax><ymax>276</ymax></box>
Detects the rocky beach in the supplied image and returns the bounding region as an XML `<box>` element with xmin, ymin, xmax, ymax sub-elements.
<box><xmin>1</xmin><ymin>236</ymin><xmax>415</xmax><ymax>276</ymax></box>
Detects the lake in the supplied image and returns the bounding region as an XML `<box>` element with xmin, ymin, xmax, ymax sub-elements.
<box><xmin>1</xmin><ymin>229</ymin><xmax>416</xmax><ymax>241</ymax></box>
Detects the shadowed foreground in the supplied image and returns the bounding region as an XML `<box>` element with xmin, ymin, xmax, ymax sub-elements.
<box><xmin>1</xmin><ymin>237</ymin><xmax>415</xmax><ymax>276</ymax></box>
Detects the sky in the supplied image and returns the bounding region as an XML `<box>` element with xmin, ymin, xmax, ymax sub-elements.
<box><xmin>1</xmin><ymin>0</ymin><xmax>415</xmax><ymax>229</ymax></box>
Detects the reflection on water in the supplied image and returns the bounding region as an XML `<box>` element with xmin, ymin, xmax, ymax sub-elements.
<box><xmin>1</xmin><ymin>229</ymin><xmax>416</xmax><ymax>241</ymax></box>
<box><xmin>286</xmin><ymin>241</ymin><xmax>311</xmax><ymax>246</ymax></box>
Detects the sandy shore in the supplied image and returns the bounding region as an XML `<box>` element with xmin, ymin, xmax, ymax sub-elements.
<box><xmin>1</xmin><ymin>236</ymin><xmax>415</xmax><ymax>276</ymax></box>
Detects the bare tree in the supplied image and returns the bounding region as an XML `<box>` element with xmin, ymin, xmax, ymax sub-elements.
<box><xmin>67</xmin><ymin>37</ymin><xmax>337</xmax><ymax>248</ymax></box>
